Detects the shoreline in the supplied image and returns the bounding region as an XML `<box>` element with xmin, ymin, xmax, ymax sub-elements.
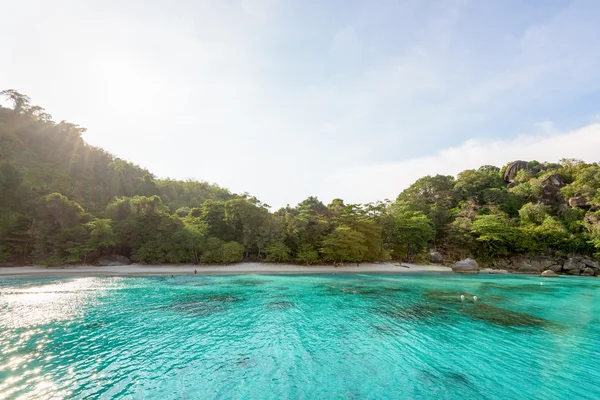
<box><xmin>0</xmin><ymin>262</ymin><xmax>453</xmax><ymax>277</ymax></box>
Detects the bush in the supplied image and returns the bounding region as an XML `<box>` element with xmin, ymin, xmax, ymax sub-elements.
<box><xmin>199</xmin><ymin>238</ymin><xmax>244</xmax><ymax>263</ymax></box>
<box><xmin>264</xmin><ymin>241</ymin><xmax>291</xmax><ymax>262</ymax></box>
<box><xmin>296</xmin><ymin>244</ymin><xmax>320</xmax><ymax>265</ymax></box>
<box><xmin>220</xmin><ymin>241</ymin><xmax>244</xmax><ymax>263</ymax></box>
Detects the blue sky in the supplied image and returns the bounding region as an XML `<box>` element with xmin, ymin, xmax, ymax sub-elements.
<box><xmin>2</xmin><ymin>0</ymin><xmax>600</xmax><ymax>208</ymax></box>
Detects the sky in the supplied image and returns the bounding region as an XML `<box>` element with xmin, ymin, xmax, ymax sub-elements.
<box><xmin>2</xmin><ymin>0</ymin><xmax>600</xmax><ymax>208</ymax></box>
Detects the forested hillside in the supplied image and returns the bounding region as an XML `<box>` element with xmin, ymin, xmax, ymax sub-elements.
<box><xmin>1</xmin><ymin>90</ymin><xmax>600</xmax><ymax>265</ymax></box>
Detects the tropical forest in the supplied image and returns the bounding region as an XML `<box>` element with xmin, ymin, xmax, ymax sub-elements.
<box><xmin>1</xmin><ymin>89</ymin><xmax>600</xmax><ymax>267</ymax></box>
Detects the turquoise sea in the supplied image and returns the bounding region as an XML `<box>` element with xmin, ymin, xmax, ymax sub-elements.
<box><xmin>0</xmin><ymin>273</ymin><xmax>599</xmax><ymax>399</ymax></box>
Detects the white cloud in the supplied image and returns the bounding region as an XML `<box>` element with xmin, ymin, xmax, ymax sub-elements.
<box><xmin>325</xmin><ymin>123</ymin><xmax>600</xmax><ymax>204</ymax></box>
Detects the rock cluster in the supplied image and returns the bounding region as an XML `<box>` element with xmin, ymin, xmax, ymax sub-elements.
<box><xmin>452</xmin><ymin>258</ymin><xmax>479</xmax><ymax>273</ymax></box>
<box><xmin>562</xmin><ymin>257</ymin><xmax>599</xmax><ymax>275</ymax></box>
<box><xmin>428</xmin><ymin>251</ymin><xmax>444</xmax><ymax>263</ymax></box>
<box><xmin>539</xmin><ymin>174</ymin><xmax>567</xmax><ymax>210</ymax></box>
<box><xmin>488</xmin><ymin>256</ymin><xmax>600</xmax><ymax>276</ymax></box>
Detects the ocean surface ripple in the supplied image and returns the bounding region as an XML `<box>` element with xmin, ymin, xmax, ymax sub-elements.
<box><xmin>1</xmin><ymin>274</ymin><xmax>599</xmax><ymax>399</ymax></box>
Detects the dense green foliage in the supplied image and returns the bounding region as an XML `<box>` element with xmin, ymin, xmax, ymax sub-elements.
<box><xmin>2</xmin><ymin>90</ymin><xmax>600</xmax><ymax>265</ymax></box>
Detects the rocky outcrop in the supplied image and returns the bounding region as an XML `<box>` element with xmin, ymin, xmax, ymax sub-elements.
<box><xmin>530</xmin><ymin>256</ymin><xmax>555</xmax><ymax>271</ymax></box>
<box><xmin>97</xmin><ymin>254</ymin><xmax>132</xmax><ymax>266</ymax></box>
<box><xmin>548</xmin><ymin>264</ymin><xmax>563</xmax><ymax>273</ymax></box>
<box><xmin>541</xmin><ymin>174</ymin><xmax>566</xmax><ymax>188</ymax></box>
<box><xmin>503</xmin><ymin>160</ymin><xmax>528</xmax><ymax>183</ymax></box>
<box><xmin>541</xmin><ymin>270</ymin><xmax>559</xmax><ymax>277</ymax></box>
<box><xmin>582</xmin><ymin>267</ymin><xmax>595</xmax><ymax>276</ymax></box>
<box><xmin>428</xmin><ymin>251</ymin><xmax>444</xmax><ymax>263</ymax></box>
<box><xmin>485</xmin><ymin>255</ymin><xmax>599</xmax><ymax>276</ymax></box>
<box><xmin>452</xmin><ymin>258</ymin><xmax>479</xmax><ymax>274</ymax></box>
<box><xmin>561</xmin><ymin>257</ymin><xmax>599</xmax><ymax>276</ymax></box>
<box><xmin>514</xmin><ymin>258</ymin><xmax>542</xmax><ymax>274</ymax></box>
<box><xmin>582</xmin><ymin>258</ymin><xmax>600</xmax><ymax>269</ymax></box>
<box><xmin>568</xmin><ymin>196</ymin><xmax>589</xmax><ymax>208</ymax></box>
<box><xmin>540</xmin><ymin>174</ymin><xmax>567</xmax><ymax>209</ymax></box>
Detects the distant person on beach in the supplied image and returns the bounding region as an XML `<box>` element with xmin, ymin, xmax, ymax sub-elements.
<box><xmin>194</xmin><ymin>269</ymin><xmax>197</xmax><ymax>274</ymax></box>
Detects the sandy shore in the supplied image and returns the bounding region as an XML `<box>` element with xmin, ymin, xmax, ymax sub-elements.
<box><xmin>0</xmin><ymin>262</ymin><xmax>452</xmax><ymax>277</ymax></box>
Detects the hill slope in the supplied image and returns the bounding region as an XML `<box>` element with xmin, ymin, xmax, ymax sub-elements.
<box><xmin>1</xmin><ymin>90</ymin><xmax>600</xmax><ymax>271</ymax></box>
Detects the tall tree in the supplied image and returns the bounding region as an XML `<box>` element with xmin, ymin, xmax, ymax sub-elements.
<box><xmin>391</xmin><ymin>208</ymin><xmax>434</xmax><ymax>262</ymax></box>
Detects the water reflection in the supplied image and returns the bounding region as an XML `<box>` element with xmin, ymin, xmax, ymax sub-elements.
<box><xmin>0</xmin><ymin>278</ymin><xmax>104</xmax><ymax>328</ymax></box>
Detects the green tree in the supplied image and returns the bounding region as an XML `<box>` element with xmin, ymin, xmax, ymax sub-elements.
<box><xmin>518</xmin><ymin>203</ymin><xmax>550</xmax><ymax>225</ymax></box>
<box><xmin>321</xmin><ymin>226</ymin><xmax>367</xmax><ymax>263</ymax></box>
<box><xmin>31</xmin><ymin>193</ymin><xmax>90</xmax><ymax>264</ymax></box>
<box><xmin>220</xmin><ymin>241</ymin><xmax>245</xmax><ymax>263</ymax></box>
<box><xmin>168</xmin><ymin>222</ymin><xmax>207</xmax><ymax>263</ymax></box>
<box><xmin>1</xmin><ymin>89</ymin><xmax>31</xmax><ymax>113</ymax></box>
<box><xmin>296</xmin><ymin>244</ymin><xmax>319</xmax><ymax>264</ymax></box>
<box><xmin>470</xmin><ymin>213</ymin><xmax>516</xmax><ymax>257</ymax></box>
<box><xmin>264</xmin><ymin>241</ymin><xmax>291</xmax><ymax>263</ymax></box>
<box><xmin>455</xmin><ymin>167</ymin><xmax>504</xmax><ymax>203</ymax></box>
<box><xmin>560</xmin><ymin>164</ymin><xmax>600</xmax><ymax>205</ymax></box>
<box><xmin>397</xmin><ymin>175</ymin><xmax>456</xmax><ymax>237</ymax></box>
<box><xmin>391</xmin><ymin>208</ymin><xmax>434</xmax><ymax>262</ymax></box>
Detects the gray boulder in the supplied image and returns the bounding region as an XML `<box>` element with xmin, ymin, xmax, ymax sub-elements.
<box><xmin>503</xmin><ymin>160</ymin><xmax>528</xmax><ymax>183</ymax></box>
<box><xmin>541</xmin><ymin>174</ymin><xmax>566</xmax><ymax>188</ymax></box>
<box><xmin>513</xmin><ymin>258</ymin><xmax>542</xmax><ymax>274</ymax></box>
<box><xmin>581</xmin><ymin>258</ymin><xmax>599</xmax><ymax>270</ymax></box>
<box><xmin>97</xmin><ymin>254</ymin><xmax>132</xmax><ymax>266</ymax></box>
<box><xmin>568</xmin><ymin>196</ymin><xmax>588</xmax><ymax>208</ymax></box>
<box><xmin>581</xmin><ymin>267</ymin><xmax>595</xmax><ymax>276</ymax></box>
<box><xmin>548</xmin><ymin>264</ymin><xmax>563</xmax><ymax>273</ymax></box>
<box><xmin>428</xmin><ymin>251</ymin><xmax>444</xmax><ymax>263</ymax></box>
<box><xmin>541</xmin><ymin>270</ymin><xmax>559</xmax><ymax>277</ymax></box>
<box><xmin>452</xmin><ymin>258</ymin><xmax>479</xmax><ymax>274</ymax></box>
<box><xmin>530</xmin><ymin>256</ymin><xmax>555</xmax><ymax>271</ymax></box>
<box><xmin>563</xmin><ymin>257</ymin><xmax>584</xmax><ymax>274</ymax></box>
<box><xmin>516</xmin><ymin>265</ymin><xmax>542</xmax><ymax>274</ymax></box>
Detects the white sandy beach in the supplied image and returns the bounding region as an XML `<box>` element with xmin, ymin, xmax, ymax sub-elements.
<box><xmin>0</xmin><ymin>262</ymin><xmax>453</xmax><ymax>277</ymax></box>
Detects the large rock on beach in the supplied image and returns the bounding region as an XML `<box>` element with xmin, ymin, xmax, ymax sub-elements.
<box><xmin>548</xmin><ymin>264</ymin><xmax>563</xmax><ymax>273</ymax></box>
<box><xmin>562</xmin><ymin>257</ymin><xmax>581</xmax><ymax>272</ymax></box>
<box><xmin>541</xmin><ymin>270</ymin><xmax>559</xmax><ymax>277</ymax></box>
<box><xmin>561</xmin><ymin>257</ymin><xmax>597</xmax><ymax>275</ymax></box>
<box><xmin>428</xmin><ymin>251</ymin><xmax>444</xmax><ymax>263</ymax></box>
<box><xmin>530</xmin><ymin>256</ymin><xmax>556</xmax><ymax>271</ymax></box>
<box><xmin>452</xmin><ymin>258</ymin><xmax>479</xmax><ymax>274</ymax></box>
<box><xmin>581</xmin><ymin>267</ymin><xmax>595</xmax><ymax>276</ymax></box>
<box><xmin>513</xmin><ymin>258</ymin><xmax>541</xmax><ymax>274</ymax></box>
<box><xmin>581</xmin><ymin>258</ymin><xmax>599</xmax><ymax>270</ymax></box>
<box><xmin>481</xmin><ymin>268</ymin><xmax>508</xmax><ymax>274</ymax></box>
<box><xmin>97</xmin><ymin>254</ymin><xmax>132</xmax><ymax>266</ymax></box>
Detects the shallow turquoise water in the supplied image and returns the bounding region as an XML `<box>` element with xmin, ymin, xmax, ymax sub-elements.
<box><xmin>0</xmin><ymin>274</ymin><xmax>599</xmax><ymax>399</ymax></box>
